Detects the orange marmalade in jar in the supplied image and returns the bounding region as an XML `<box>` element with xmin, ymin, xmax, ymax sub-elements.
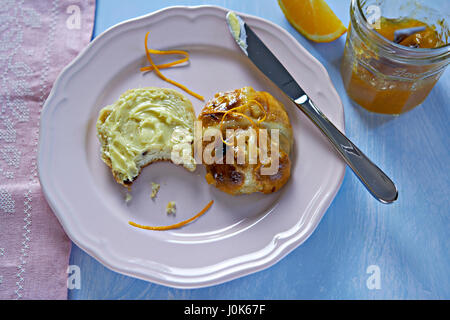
<box><xmin>341</xmin><ymin>0</ymin><xmax>449</xmax><ymax>115</ymax></box>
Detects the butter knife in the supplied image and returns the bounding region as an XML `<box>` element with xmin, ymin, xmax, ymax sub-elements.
<box><xmin>226</xmin><ymin>12</ymin><xmax>398</xmax><ymax>203</ymax></box>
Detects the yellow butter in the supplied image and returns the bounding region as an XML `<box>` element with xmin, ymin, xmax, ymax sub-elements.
<box><xmin>227</xmin><ymin>11</ymin><xmax>247</xmax><ymax>51</ymax></box>
<box><xmin>96</xmin><ymin>87</ymin><xmax>196</xmax><ymax>183</ymax></box>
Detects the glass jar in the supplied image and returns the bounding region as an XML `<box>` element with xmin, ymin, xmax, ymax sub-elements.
<box><xmin>341</xmin><ymin>0</ymin><xmax>450</xmax><ymax>115</ymax></box>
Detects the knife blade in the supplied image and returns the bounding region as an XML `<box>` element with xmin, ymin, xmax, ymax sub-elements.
<box><xmin>226</xmin><ymin>12</ymin><xmax>398</xmax><ymax>203</ymax></box>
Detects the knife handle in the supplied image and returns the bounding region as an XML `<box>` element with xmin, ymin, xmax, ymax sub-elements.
<box><xmin>294</xmin><ymin>95</ymin><xmax>398</xmax><ymax>203</ymax></box>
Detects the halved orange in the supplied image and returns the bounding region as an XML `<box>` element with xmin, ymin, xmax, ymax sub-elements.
<box><xmin>278</xmin><ymin>0</ymin><xmax>347</xmax><ymax>42</ymax></box>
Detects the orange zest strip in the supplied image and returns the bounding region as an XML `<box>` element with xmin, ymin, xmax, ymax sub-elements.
<box><xmin>141</xmin><ymin>32</ymin><xmax>204</xmax><ymax>101</ymax></box>
<box><xmin>140</xmin><ymin>49</ymin><xmax>189</xmax><ymax>72</ymax></box>
<box><xmin>128</xmin><ymin>200</ymin><xmax>214</xmax><ymax>231</ymax></box>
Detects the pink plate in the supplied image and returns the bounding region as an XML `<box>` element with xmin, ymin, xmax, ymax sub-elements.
<box><xmin>38</xmin><ymin>6</ymin><xmax>345</xmax><ymax>288</ymax></box>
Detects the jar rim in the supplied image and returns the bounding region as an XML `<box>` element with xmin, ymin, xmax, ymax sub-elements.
<box><xmin>351</xmin><ymin>0</ymin><xmax>450</xmax><ymax>64</ymax></box>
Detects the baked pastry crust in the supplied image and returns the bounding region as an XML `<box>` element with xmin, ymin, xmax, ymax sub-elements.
<box><xmin>198</xmin><ymin>87</ymin><xmax>293</xmax><ymax>195</ymax></box>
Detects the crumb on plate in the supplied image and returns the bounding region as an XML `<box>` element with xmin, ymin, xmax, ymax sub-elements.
<box><xmin>151</xmin><ymin>182</ymin><xmax>160</xmax><ymax>199</ymax></box>
<box><xmin>166</xmin><ymin>201</ymin><xmax>176</xmax><ymax>215</ymax></box>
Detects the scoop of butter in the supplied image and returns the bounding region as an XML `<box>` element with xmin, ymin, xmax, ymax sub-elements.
<box><xmin>96</xmin><ymin>87</ymin><xmax>196</xmax><ymax>186</ymax></box>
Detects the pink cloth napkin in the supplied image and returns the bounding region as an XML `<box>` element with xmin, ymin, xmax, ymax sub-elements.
<box><xmin>0</xmin><ymin>0</ymin><xmax>95</xmax><ymax>299</ymax></box>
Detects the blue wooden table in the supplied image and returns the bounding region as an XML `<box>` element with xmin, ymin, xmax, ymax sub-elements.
<box><xmin>68</xmin><ymin>0</ymin><xmax>449</xmax><ymax>299</ymax></box>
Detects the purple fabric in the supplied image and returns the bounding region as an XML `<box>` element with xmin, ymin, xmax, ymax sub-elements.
<box><xmin>0</xmin><ymin>0</ymin><xmax>95</xmax><ymax>299</ymax></box>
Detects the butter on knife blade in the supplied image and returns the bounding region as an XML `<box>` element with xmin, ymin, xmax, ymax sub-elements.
<box><xmin>226</xmin><ymin>11</ymin><xmax>248</xmax><ymax>54</ymax></box>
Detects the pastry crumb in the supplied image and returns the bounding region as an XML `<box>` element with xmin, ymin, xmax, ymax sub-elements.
<box><xmin>150</xmin><ymin>182</ymin><xmax>160</xmax><ymax>199</ymax></box>
<box><xmin>166</xmin><ymin>201</ymin><xmax>176</xmax><ymax>215</ymax></box>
